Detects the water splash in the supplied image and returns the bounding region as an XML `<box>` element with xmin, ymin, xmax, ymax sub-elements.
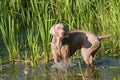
<box><xmin>51</xmin><ymin>58</ymin><xmax>75</xmax><ymax>70</ymax></box>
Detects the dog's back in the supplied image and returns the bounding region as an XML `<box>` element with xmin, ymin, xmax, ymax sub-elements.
<box><xmin>68</xmin><ymin>30</ymin><xmax>99</xmax><ymax>56</ymax></box>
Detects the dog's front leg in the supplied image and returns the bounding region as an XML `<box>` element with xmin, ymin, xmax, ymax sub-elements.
<box><xmin>52</xmin><ymin>49</ymin><xmax>59</xmax><ymax>64</ymax></box>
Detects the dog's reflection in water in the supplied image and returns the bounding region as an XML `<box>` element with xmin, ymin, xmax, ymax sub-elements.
<box><xmin>51</xmin><ymin>62</ymin><xmax>100</xmax><ymax>80</ymax></box>
<box><xmin>83</xmin><ymin>67</ymin><xmax>100</xmax><ymax>80</ymax></box>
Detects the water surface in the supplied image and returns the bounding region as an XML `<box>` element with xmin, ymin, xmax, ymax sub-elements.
<box><xmin>0</xmin><ymin>56</ymin><xmax>120</xmax><ymax>80</ymax></box>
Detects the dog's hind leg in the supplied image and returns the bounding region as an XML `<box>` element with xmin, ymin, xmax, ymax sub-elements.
<box><xmin>81</xmin><ymin>48</ymin><xmax>90</xmax><ymax>66</ymax></box>
<box><xmin>81</xmin><ymin>41</ymin><xmax>100</xmax><ymax>66</ymax></box>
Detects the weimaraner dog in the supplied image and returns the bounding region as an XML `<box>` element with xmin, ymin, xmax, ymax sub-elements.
<box><xmin>50</xmin><ymin>23</ymin><xmax>111</xmax><ymax>66</ymax></box>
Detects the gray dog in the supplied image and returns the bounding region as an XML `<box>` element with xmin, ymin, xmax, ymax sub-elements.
<box><xmin>50</xmin><ymin>23</ymin><xmax>111</xmax><ymax>66</ymax></box>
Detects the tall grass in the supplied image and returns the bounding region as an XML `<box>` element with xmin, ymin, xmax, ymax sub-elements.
<box><xmin>27</xmin><ymin>27</ymin><xmax>41</xmax><ymax>66</ymax></box>
<box><xmin>0</xmin><ymin>0</ymin><xmax>120</xmax><ymax>64</ymax></box>
<box><xmin>0</xmin><ymin>15</ymin><xmax>20</xmax><ymax>62</ymax></box>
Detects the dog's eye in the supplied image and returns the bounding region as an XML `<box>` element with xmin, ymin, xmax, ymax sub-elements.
<box><xmin>63</xmin><ymin>26</ymin><xmax>66</xmax><ymax>29</ymax></box>
<box><xmin>57</xmin><ymin>27</ymin><xmax>61</xmax><ymax>30</ymax></box>
<box><xmin>64</xmin><ymin>28</ymin><xmax>67</xmax><ymax>31</ymax></box>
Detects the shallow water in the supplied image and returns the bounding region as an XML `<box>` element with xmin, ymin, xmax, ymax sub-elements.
<box><xmin>0</xmin><ymin>56</ymin><xmax>120</xmax><ymax>80</ymax></box>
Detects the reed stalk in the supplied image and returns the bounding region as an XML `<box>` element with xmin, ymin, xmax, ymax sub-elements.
<box><xmin>27</xmin><ymin>26</ymin><xmax>41</xmax><ymax>66</ymax></box>
<box><xmin>0</xmin><ymin>16</ymin><xmax>20</xmax><ymax>62</ymax></box>
<box><xmin>0</xmin><ymin>0</ymin><xmax>120</xmax><ymax>65</ymax></box>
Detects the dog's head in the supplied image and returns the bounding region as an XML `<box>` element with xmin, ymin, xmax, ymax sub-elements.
<box><xmin>50</xmin><ymin>23</ymin><xmax>69</xmax><ymax>39</ymax></box>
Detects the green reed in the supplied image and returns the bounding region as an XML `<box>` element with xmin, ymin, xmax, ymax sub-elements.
<box><xmin>0</xmin><ymin>16</ymin><xmax>20</xmax><ymax>62</ymax></box>
<box><xmin>0</xmin><ymin>0</ymin><xmax>120</xmax><ymax>64</ymax></box>
<box><xmin>0</xmin><ymin>59</ymin><xmax>2</xmax><ymax>73</ymax></box>
<box><xmin>27</xmin><ymin>27</ymin><xmax>41</xmax><ymax>66</ymax></box>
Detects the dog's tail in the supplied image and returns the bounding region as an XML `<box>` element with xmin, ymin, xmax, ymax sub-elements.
<box><xmin>98</xmin><ymin>34</ymin><xmax>111</xmax><ymax>40</ymax></box>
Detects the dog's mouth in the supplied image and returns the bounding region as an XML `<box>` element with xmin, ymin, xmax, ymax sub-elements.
<box><xmin>61</xmin><ymin>32</ymin><xmax>65</xmax><ymax>36</ymax></box>
<box><xmin>60</xmin><ymin>34</ymin><xmax>69</xmax><ymax>40</ymax></box>
<box><xmin>60</xmin><ymin>32</ymin><xmax>66</xmax><ymax>38</ymax></box>
<box><xmin>56</xmin><ymin>31</ymin><xmax>69</xmax><ymax>39</ymax></box>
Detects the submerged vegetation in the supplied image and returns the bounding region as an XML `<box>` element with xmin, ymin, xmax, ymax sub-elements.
<box><xmin>0</xmin><ymin>0</ymin><xmax>120</xmax><ymax>65</ymax></box>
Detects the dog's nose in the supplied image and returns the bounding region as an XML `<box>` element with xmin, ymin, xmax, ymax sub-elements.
<box><xmin>62</xmin><ymin>32</ymin><xmax>65</xmax><ymax>36</ymax></box>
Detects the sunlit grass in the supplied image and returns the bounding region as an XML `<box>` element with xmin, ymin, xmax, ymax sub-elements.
<box><xmin>27</xmin><ymin>26</ymin><xmax>41</xmax><ymax>66</ymax></box>
<box><xmin>0</xmin><ymin>16</ymin><xmax>20</xmax><ymax>62</ymax></box>
<box><xmin>0</xmin><ymin>0</ymin><xmax>120</xmax><ymax>66</ymax></box>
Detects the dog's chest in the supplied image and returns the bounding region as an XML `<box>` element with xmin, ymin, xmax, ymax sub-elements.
<box><xmin>55</xmin><ymin>38</ymin><xmax>69</xmax><ymax>55</ymax></box>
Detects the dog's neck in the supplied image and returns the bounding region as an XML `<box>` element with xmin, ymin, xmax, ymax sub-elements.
<box><xmin>52</xmin><ymin>36</ymin><xmax>70</xmax><ymax>56</ymax></box>
<box><xmin>53</xmin><ymin>36</ymin><xmax>69</xmax><ymax>48</ymax></box>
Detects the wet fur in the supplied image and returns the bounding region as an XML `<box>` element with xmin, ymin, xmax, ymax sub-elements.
<box><xmin>50</xmin><ymin>23</ymin><xmax>111</xmax><ymax>66</ymax></box>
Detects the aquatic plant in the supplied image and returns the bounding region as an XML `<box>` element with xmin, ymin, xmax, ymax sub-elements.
<box><xmin>0</xmin><ymin>16</ymin><xmax>20</xmax><ymax>62</ymax></box>
<box><xmin>0</xmin><ymin>0</ymin><xmax>120</xmax><ymax>64</ymax></box>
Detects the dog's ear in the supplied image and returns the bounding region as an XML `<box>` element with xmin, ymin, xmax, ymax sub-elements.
<box><xmin>49</xmin><ymin>25</ymin><xmax>55</xmax><ymax>36</ymax></box>
<box><xmin>64</xmin><ymin>24</ymin><xmax>69</xmax><ymax>38</ymax></box>
<box><xmin>66</xmin><ymin>28</ymin><xmax>69</xmax><ymax>38</ymax></box>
